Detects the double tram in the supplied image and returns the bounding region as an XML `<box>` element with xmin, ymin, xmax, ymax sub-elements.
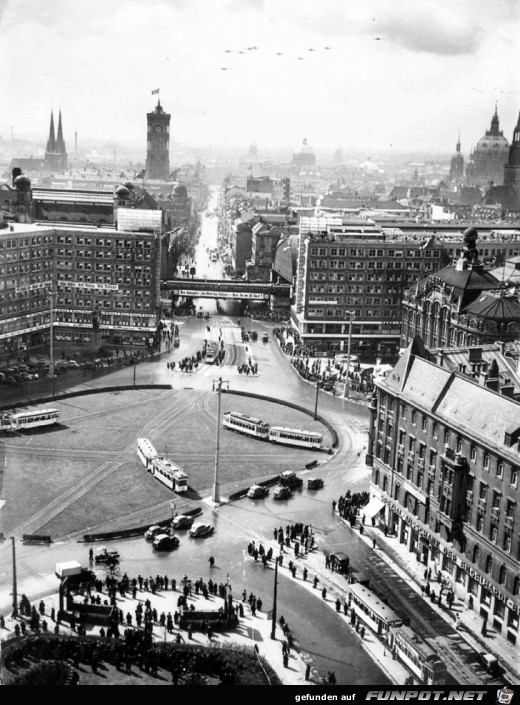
<box><xmin>346</xmin><ymin>581</ymin><xmax>403</xmax><ymax>636</ymax></box>
<box><xmin>0</xmin><ymin>408</ymin><xmax>60</xmax><ymax>432</ymax></box>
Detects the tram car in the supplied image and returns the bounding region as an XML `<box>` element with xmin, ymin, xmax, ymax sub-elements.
<box><xmin>222</xmin><ymin>411</ymin><xmax>270</xmax><ymax>439</ymax></box>
<box><xmin>268</xmin><ymin>426</ymin><xmax>323</xmax><ymax>450</ymax></box>
<box><xmin>346</xmin><ymin>581</ymin><xmax>403</xmax><ymax>637</ymax></box>
<box><xmin>136</xmin><ymin>438</ymin><xmax>158</xmax><ymax>470</ymax></box>
<box><xmin>387</xmin><ymin>624</ymin><xmax>448</xmax><ymax>685</ymax></box>
<box><xmin>0</xmin><ymin>408</ymin><xmax>60</xmax><ymax>432</ymax></box>
<box><xmin>150</xmin><ymin>456</ymin><xmax>189</xmax><ymax>493</ymax></box>
<box><xmin>205</xmin><ymin>341</ymin><xmax>219</xmax><ymax>364</ymax></box>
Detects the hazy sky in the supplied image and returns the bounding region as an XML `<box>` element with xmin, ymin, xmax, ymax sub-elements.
<box><xmin>1</xmin><ymin>0</ymin><xmax>519</xmax><ymax>156</ymax></box>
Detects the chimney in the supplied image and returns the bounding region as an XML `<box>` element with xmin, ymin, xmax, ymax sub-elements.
<box><xmin>12</xmin><ymin>167</ymin><xmax>22</xmax><ymax>185</ymax></box>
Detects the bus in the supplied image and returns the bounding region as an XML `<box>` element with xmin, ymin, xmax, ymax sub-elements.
<box><xmin>136</xmin><ymin>438</ymin><xmax>158</xmax><ymax>470</ymax></box>
<box><xmin>222</xmin><ymin>411</ymin><xmax>270</xmax><ymax>440</ymax></box>
<box><xmin>387</xmin><ymin>624</ymin><xmax>448</xmax><ymax>685</ymax></box>
<box><xmin>150</xmin><ymin>456</ymin><xmax>188</xmax><ymax>493</ymax></box>
<box><xmin>0</xmin><ymin>408</ymin><xmax>60</xmax><ymax>432</ymax></box>
<box><xmin>268</xmin><ymin>426</ymin><xmax>323</xmax><ymax>450</ymax></box>
<box><xmin>206</xmin><ymin>341</ymin><xmax>219</xmax><ymax>364</ymax></box>
<box><xmin>346</xmin><ymin>581</ymin><xmax>403</xmax><ymax>636</ymax></box>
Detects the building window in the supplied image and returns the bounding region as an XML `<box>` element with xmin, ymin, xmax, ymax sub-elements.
<box><xmin>489</xmin><ymin>525</ymin><xmax>497</xmax><ymax>543</ymax></box>
<box><xmin>444</xmin><ymin>429</ymin><xmax>451</xmax><ymax>444</ymax></box>
<box><xmin>470</xmin><ymin>446</ymin><xmax>476</xmax><ymax>462</ymax></box>
<box><xmin>422</xmin><ymin>416</ymin><xmax>428</xmax><ymax>432</ymax></box>
<box><xmin>472</xmin><ymin>545</ymin><xmax>480</xmax><ymax>563</ymax></box>
<box><xmin>411</xmin><ymin>410</ymin><xmax>417</xmax><ymax>425</ymax></box>
<box><xmin>483</xmin><ymin>453</ymin><xmax>490</xmax><ymax>470</ymax></box>
<box><xmin>513</xmin><ymin>576</ymin><xmax>520</xmax><ymax>597</ymax></box>
<box><xmin>485</xmin><ymin>555</ymin><xmax>492</xmax><ymax>574</ymax></box>
<box><xmin>433</xmin><ymin>423</ymin><xmax>438</xmax><ymax>439</ymax></box>
<box><xmin>477</xmin><ymin>514</ymin><xmax>484</xmax><ymax>532</ymax></box>
<box><xmin>511</xmin><ymin>468</ymin><xmax>518</xmax><ymax>487</ymax></box>
<box><xmin>497</xmin><ymin>462</ymin><xmax>503</xmax><ymax>478</ymax></box>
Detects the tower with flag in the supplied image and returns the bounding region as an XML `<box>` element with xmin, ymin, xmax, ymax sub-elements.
<box><xmin>146</xmin><ymin>91</ymin><xmax>170</xmax><ymax>180</ymax></box>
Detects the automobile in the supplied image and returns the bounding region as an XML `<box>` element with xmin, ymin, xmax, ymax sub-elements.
<box><xmin>307</xmin><ymin>477</ymin><xmax>324</xmax><ymax>490</ymax></box>
<box><xmin>331</xmin><ymin>551</ymin><xmax>351</xmax><ymax>573</ymax></box>
<box><xmin>94</xmin><ymin>547</ymin><xmax>120</xmax><ymax>565</ymax></box>
<box><xmin>478</xmin><ymin>652</ymin><xmax>500</xmax><ymax>677</ymax></box>
<box><xmin>203</xmin><ymin>312</ymin><xmax>210</xmax><ymax>320</ymax></box>
<box><xmin>17</xmin><ymin>372</ymin><xmax>33</xmax><ymax>383</ymax></box>
<box><xmin>279</xmin><ymin>470</ymin><xmax>303</xmax><ymax>489</ymax></box>
<box><xmin>261</xmin><ymin>333</ymin><xmax>269</xmax><ymax>343</ymax></box>
<box><xmin>144</xmin><ymin>524</ymin><xmax>164</xmax><ymax>540</ymax></box>
<box><xmin>188</xmin><ymin>522</ymin><xmax>214</xmax><ymax>538</ymax></box>
<box><xmin>153</xmin><ymin>533</ymin><xmax>180</xmax><ymax>551</ymax></box>
<box><xmin>247</xmin><ymin>484</ymin><xmax>269</xmax><ymax>499</ymax></box>
<box><xmin>273</xmin><ymin>485</ymin><xmax>292</xmax><ymax>500</ymax></box>
<box><xmin>68</xmin><ymin>360</ymin><xmax>81</xmax><ymax>368</ymax></box>
<box><xmin>171</xmin><ymin>514</ymin><xmax>194</xmax><ymax>530</ymax></box>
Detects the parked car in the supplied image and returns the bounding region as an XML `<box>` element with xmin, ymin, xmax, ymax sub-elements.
<box><xmin>478</xmin><ymin>652</ymin><xmax>500</xmax><ymax>677</ymax></box>
<box><xmin>307</xmin><ymin>477</ymin><xmax>324</xmax><ymax>490</ymax></box>
<box><xmin>94</xmin><ymin>547</ymin><xmax>120</xmax><ymax>565</ymax></box>
<box><xmin>331</xmin><ymin>551</ymin><xmax>351</xmax><ymax>573</ymax></box>
<box><xmin>144</xmin><ymin>524</ymin><xmax>164</xmax><ymax>541</ymax></box>
<box><xmin>153</xmin><ymin>533</ymin><xmax>180</xmax><ymax>551</ymax></box>
<box><xmin>68</xmin><ymin>360</ymin><xmax>81</xmax><ymax>368</ymax></box>
<box><xmin>273</xmin><ymin>485</ymin><xmax>292</xmax><ymax>500</ymax></box>
<box><xmin>261</xmin><ymin>332</ymin><xmax>269</xmax><ymax>343</ymax></box>
<box><xmin>247</xmin><ymin>484</ymin><xmax>269</xmax><ymax>499</ymax></box>
<box><xmin>189</xmin><ymin>522</ymin><xmax>214</xmax><ymax>538</ymax></box>
<box><xmin>279</xmin><ymin>470</ymin><xmax>303</xmax><ymax>490</ymax></box>
<box><xmin>171</xmin><ymin>514</ymin><xmax>194</xmax><ymax>530</ymax></box>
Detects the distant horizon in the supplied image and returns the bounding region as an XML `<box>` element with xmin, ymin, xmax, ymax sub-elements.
<box><xmin>1</xmin><ymin>1</ymin><xmax>518</xmax><ymax>157</ymax></box>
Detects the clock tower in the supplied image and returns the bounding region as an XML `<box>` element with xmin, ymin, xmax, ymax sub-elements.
<box><xmin>146</xmin><ymin>99</ymin><xmax>171</xmax><ymax>180</ymax></box>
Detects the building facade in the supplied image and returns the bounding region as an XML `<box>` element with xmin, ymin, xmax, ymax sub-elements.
<box><xmin>146</xmin><ymin>100</ymin><xmax>171</xmax><ymax>180</ymax></box>
<box><xmin>367</xmin><ymin>337</ymin><xmax>520</xmax><ymax>645</ymax></box>
<box><xmin>401</xmin><ymin>228</ymin><xmax>520</xmax><ymax>350</ymax></box>
<box><xmin>292</xmin><ymin>217</ymin><xmax>446</xmax><ymax>358</ymax></box>
<box><xmin>0</xmin><ymin>220</ymin><xmax>161</xmax><ymax>356</ymax></box>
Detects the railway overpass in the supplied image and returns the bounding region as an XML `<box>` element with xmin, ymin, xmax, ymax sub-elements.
<box><xmin>162</xmin><ymin>278</ymin><xmax>291</xmax><ymax>301</ymax></box>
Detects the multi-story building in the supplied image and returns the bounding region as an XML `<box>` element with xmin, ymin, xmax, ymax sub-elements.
<box><xmin>0</xmin><ymin>217</ymin><xmax>161</xmax><ymax>356</ymax></box>
<box><xmin>366</xmin><ymin>337</ymin><xmax>520</xmax><ymax>644</ymax></box>
<box><xmin>292</xmin><ymin>217</ymin><xmax>447</xmax><ymax>358</ymax></box>
<box><xmin>246</xmin><ymin>223</ymin><xmax>282</xmax><ymax>282</ymax></box>
<box><xmin>401</xmin><ymin>227</ymin><xmax>520</xmax><ymax>350</ymax></box>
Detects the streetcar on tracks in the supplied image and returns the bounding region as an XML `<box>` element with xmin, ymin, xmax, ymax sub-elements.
<box><xmin>150</xmin><ymin>456</ymin><xmax>188</xmax><ymax>493</ymax></box>
<box><xmin>136</xmin><ymin>437</ymin><xmax>159</xmax><ymax>470</ymax></box>
<box><xmin>222</xmin><ymin>411</ymin><xmax>270</xmax><ymax>439</ymax></box>
<box><xmin>268</xmin><ymin>426</ymin><xmax>323</xmax><ymax>450</ymax></box>
<box><xmin>0</xmin><ymin>408</ymin><xmax>60</xmax><ymax>432</ymax></box>
<box><xmin>205</xmin><ymin>341</ymin><xmax>219</xmax><ymax>364</ymax></box>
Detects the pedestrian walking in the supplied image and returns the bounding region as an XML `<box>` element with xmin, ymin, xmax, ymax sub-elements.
<box><xmin>305</xmin><ymin>663</ymin><xmax>311</xmax><ymax>681</ymax></box>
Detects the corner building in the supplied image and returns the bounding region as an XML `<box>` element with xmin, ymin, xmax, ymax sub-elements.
<box><xmin>0</xmin><ymin>221</ymin><xmax>161</xmax><ymax>354</ymax></box>
<box><xmin>367</xmin><ymin>337</ymin><xmax>520</xmax><ymax>645</ymax></box>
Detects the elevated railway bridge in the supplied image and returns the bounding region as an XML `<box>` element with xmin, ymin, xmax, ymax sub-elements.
<box><xmin>162</xmin><ymin>278</ymin><xmax>291</xmax><ymax>302</ymax></box>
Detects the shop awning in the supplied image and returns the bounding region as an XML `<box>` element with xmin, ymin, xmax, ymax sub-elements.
<box><xmin>362</xmin><ymin>498</ymin><xmax>385</xmax><ymax>519</ymax></box>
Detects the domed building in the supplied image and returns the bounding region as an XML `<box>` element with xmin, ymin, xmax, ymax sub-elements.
<box><xmin>292</xmin><ymin>138</ymin><xmax>316</xmax><ymax>168</ymax></box>
<box><xmin>401</xmin><ymin>227</ymin><xmax>520</xmax><ymax>349</ymax></box>
<box><xmin>466</xmin><ymin>106</ymin><xmax>509</xmax><ymax>187</ymax></box>
<box><xmin>484</xmin><ymin>111</ymin><xmax>520</xmax><ymax>213</ymax></box>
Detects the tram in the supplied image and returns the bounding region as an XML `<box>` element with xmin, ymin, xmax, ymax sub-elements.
<box><xmin>136</xmin><ymin>437</ymin><xmax>158</xmax><ymax>470</ymax></box>
<box><xmin>268</xmin><ymin>426</ymin><xmax>323</xmax><ymax>450</ymax></box>
<box><xmin>387</xmin><ymin>624</ymin><xmax>448</xmax><ymax>685</ymax></box>
<box><xmin>346</xmin><ymin>581</ymin><xmax>403</xmax><ymax>636</ymax></box>
<box><xmin>205</xmin><ymin>341</ymin><xmax>219</xmax><ymax>364</ymax></box>
<box><xmin>0</xmin><ymin>408</ymin><xmax>60</xmax><ymax>432</ymax></box>
<box><xmin>222</xmin><ymin>411</ymin><xmax>270</xmax><ymax>439</ymax></box>
<box><xmin>150</xmin><ymin>456</ymin><xmax>188</xmax><ymax>493</ymax></box>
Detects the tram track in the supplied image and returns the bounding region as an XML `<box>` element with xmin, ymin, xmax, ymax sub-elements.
<box><xmin>10</xmin><ymin>393</ymin><xmax>202</xmax><ymax>538</ymax></box>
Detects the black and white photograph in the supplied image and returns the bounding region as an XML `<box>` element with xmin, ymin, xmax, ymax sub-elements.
<box><xmin>0</xmin><ymin>0</ymin><xmax>519</xmax><ymax>691</ymax></box>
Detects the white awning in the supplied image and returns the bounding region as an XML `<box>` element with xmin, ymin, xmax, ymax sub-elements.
<box><xmin>362</xmin><ymin>498</ymin><xmax>385</xmax><ymax>519</ymax></box>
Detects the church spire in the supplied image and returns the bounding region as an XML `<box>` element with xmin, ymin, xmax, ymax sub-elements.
<box><xmin>46</xmin><ymin>111</ymin><xmax>56</xmax><ymax>153</ymax></box>
<box><xmin>456</xmin><ymin>131</ymin><xmax>461</xmax><ymax>153</ymax></box>
<box><xmin>56</xmin><ymin>109</ymin><xmax>66</xmax><ymax>154</ymax></box>
<box><xmin>490</xmin><ymin>103</ymin><xmax>500</xmax><ymax>135</ymax></box>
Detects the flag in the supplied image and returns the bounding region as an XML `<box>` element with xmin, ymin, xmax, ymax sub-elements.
<box><xmin>151</xmin><ymin>88</ymin><xmax>160</xmax><ymax>95</ymax></box>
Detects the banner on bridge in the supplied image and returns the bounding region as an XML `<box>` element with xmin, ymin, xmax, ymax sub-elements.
<box><xmin>173</xmin><ymin>289</ymin><xmax>269</xmax><ymax>300</ymax></box>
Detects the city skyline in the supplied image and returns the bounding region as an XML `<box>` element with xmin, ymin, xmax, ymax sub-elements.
<box><xmin>1</xmin><ymin>0</ymin><xmax>519</xmax><ymax>156</ymax></box>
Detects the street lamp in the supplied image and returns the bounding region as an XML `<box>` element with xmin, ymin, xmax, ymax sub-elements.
<box><xmin>212</xmin><ymin>377</ymin><xmax>229</xmax><ymax>504</ymax></box>
<box><xmin>314</xmin><ymin>376</ymin><xmax>321</xmax><ymax>421</ymax></box>
<box><xmin>270</xmin><ymin>555</ymin><xmax>279</xmax><ymax>640</ymax></box>
<box><xmin>343</xmin><ymin>311</ymin><xmax>356</xmax><ymax>400</ymax></box>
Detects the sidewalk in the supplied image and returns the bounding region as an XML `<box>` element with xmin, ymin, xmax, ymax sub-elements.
<box><xmin>330</xmin><ymin>512</ymin><xmax>519</xmax><ymax>684</ymax></box>
<box><xmin>0</xmin><ymin>574</ymin><xmax>311</xmax><ymax>686</ymax></box>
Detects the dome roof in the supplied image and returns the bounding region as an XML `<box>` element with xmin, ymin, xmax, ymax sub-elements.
<box><xmin>115</xmin><ymin>185</ymin><xmax>131</xmax><ymax>198</ymax></box>
<box><xmin>123</xmin><ymin>181</ymin><xmax>135</xmax><ymax>191</ymax></box>
<box><xmin>173</xmin><ymin>183</ymin><xmax>187</xmax><ymax>196</ymax></box>
<box><xmin>298</xmin><ymin>138</ymin><xmax>314</xmax><ymax>154</ymax></box>
<box><xmin>13</xmin><ymin>174</ymin><xmax>31</xmax><ymax>191</ymax></box>
<box><xmin>475</xmin><ymin>134</ymin><xmax>509</xmax><ymax>151</ymax></box>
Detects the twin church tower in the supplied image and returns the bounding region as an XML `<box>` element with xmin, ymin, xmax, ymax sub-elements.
<box><xmin>43</xmin><ymin>98</ymin><xmax>171</xmax><ymax>180</ymax></box>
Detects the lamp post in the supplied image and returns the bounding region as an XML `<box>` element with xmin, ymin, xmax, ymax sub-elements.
<box><xmin>270</xmin><ymin>555</ymin><xmax>279</xmax><ymax>640</ymax></box>
<box><xmin>212</xmin><ymin>377</ymin><xmax>229</xmax><ymax>504</ymax></box>
<box><xmin>11</xmin><ymin>537</ymin><xmax>18</xmax><ymax>619</ymax></box>
<box><xmin>343</xmin><ymin>311</ymin><xmax>356</xmax><ymax>399</ymax></box>
<box><xmin>314</xmin><ymin>376</ymin><xmax>320</xmax><ymax>421</ymax></box>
